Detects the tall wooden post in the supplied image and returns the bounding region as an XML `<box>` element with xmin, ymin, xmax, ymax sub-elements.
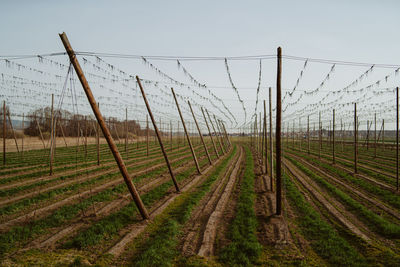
<box><xmin>50</xmin><ymin>94</ymin><xmax>54</xmax><ymax>176</ymax></box>
<box><xmin>188</xmin><ymin>101</ymin><xmax>212</xmax><ymax>165</ymax></box>
<box><xmin>397</xmin><ymin>87</ymin><xmax>399</xmax><ymax>191</ymax></box>
<box><xmin>259</xmin><ymin>112</ymin><xmax>262</xmax><ymax>154</ymax></box>
<box><xmin>255</xmin><ymin>113</ymin><xmax>258</xmax><ymax>153</ymax></box>
<box><xmin>276</xmin><ymin>47</ymin><xmax>282</xmax><ymax>215</ymax></box>
<box><xmin>354</xmin><ymin>103</ymin><xmax>358</xmax><ymax>174</ymax></box>
<box><xmin>59</xmin><ymin>32</ymin><xmax>150</xmax><ymax>219</ymax></box>
<box><xmin>207</xmin><ymin>109</ymin><xmax>225</xmax><ymax>154</ymax></box>
<box><xmin>170</xmin><ymin>87</ymin><xmax>201</xmax><ymax>174</ymax></box>
<box><xmin>201</xmin><ymin>107</ymin><xmax>219</xmax><ymax>158</ymax></box>
<box><xmin>2</xmin><ymin>101</ymin><xmax>5</xmax><ymax>165</ymax></box>
<box><xmin>263</xmin><ymin>100</ymin><xmax>268</xmax><ymax>174</ymax></box>
<box><xmin>269</xmin><ymin>87</ymin><xmax>273</xmax><ymax>190</ymax></box>
<box><xmin>333</xmin><ymin>109</ymin><xmax>335</xmax><ymax>164</ymax></box>
<box><xmin>177</xmin><ymin>120</ymin><xmax>180</xmax><ymax>148</ymax></box>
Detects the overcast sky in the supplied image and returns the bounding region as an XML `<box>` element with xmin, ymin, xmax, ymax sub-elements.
<box><xmin>1</xmin><ymin>0</ymin><xmax>399</xmax><ymax>129</ymax></box>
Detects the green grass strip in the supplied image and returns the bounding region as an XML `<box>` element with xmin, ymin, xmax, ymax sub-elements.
<box><xmin>218</xmin><ymin>145</ymin><xmax>262</xmax><ymax>266</ymax></box>
<box><xmin>130</xmin><ymin>146</ymin><xmax>236</xmax><ymax>267</ymax></box>
<box><xmin>286</xmin><ymin>155</ymin><xmax>400</xmax><ymax>238</ymax></box>
<box><xmin>284</xmin><ymin>171</ymin><xmax>366</xmax><ymax>266</ymax></box>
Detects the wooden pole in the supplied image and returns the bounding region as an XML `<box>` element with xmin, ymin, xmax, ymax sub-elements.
<box><xmin>170</xmin><ymin>88</ymin><xmax>201</xmax><ymax>174</ymax></box>
<box><xmin>354</xmin><ymin>103</ymin><xmax>358</xmax><ymax>174</ymax></box>
<box><xmin>269</xmin><ymin>87</ymin><xmax>273</xmax><ymax>190</ymax></box>
<box><xmin>136</xmin><ymin>81</ymin><xmax>181</xmax><ymax>192</ymax></box>
<box><xmin>2</xmin><ymin>101</ymin><xmax>5</xmax><ymax>165</ymax></box>
<box><xmin>7</xmin><ymin>111</ymin><xmax>19</xmax><ymax>153</ymax></box>
<box><xmin>59</xmin><ymin>32</ymin><xmax>150</xmax><ymax>219</ymax></box>
<box><xmin>207</xmin><ymin>109</ymin><xmax>225</xmax><ymax>154</ymax></box>
<box><xmin>219</xmin><ymin>119</ymin><xmax>230</xmax><ymax>149</ymax></box>
<box><xmin>35</xmin><ymin>116</ymin><xmax>46</xmax><ymax>149</ymax></box>
<box><xmin>397</xmin><ymin>87</ymin><xmax>399</xmax><ymax>191</ymax></box>
<box><xmin>263</xmin><ymin>100</ymin><xmax>268</xmax><ymax>174</ymax></box>
<box><xmin>221</xmin><ymin>121</ymin><xmax>231</xmax><ymax>147</ymax></box>
<box><xmin>50</xmin><ymin>94</ymin><xmax>54</xmax><ymax>176</ymax></box>
<box><xmin>201</xmin><ymin>107</ymin><xmax>219</xmax><ymax>158</ymax></box>
<box><xmin>333</xmin><ymin>109</ymin><xmax>335</xmax><ymax>164</ymax></box>
<box><xmin>59</xmin><ymin>117</ymin><xmax>68</xmax><ymax>147</ymax></box>
<box><xmin>214</xmin><ymin>115</ymin><xmax>227</xmax><ymax>151</ymax></box>
<box><xmin>276</xmin><ymin>47</ymin><xmax>282</xmax><ymax>215</ymax></box>
<box><xmin>188</xmin><ymin>101</ymin><xmax>212</xmax><ymax>165</ymax></box>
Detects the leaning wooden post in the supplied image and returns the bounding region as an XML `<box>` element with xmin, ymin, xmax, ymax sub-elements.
<box><xmin>354</xmin><ymin>103</ymin><xmax>358</xmax><ymax>174</ymax></box>
<box><xmin>397</xmin><ymin>87</ymin><xmax>399</xmax><ymax>191</ymax></box>
<box><xmin>201</xmin><ymin>107</ymin><xmax>219</xmax><ymax>158</ymax></box>
<box><xmin>7</xmin><ymin>111</ymin><xmax>19</xmax><ymax>153</ymax></box>
<box><xmin>170</xmin><ymin>88</ymin><xmax>201</xmax><ymax>174</ymax></box>
<box><xmin>214</xmin><ymin>115</ymin><xmax>227</xmax><ymax>151</ymax></box>
<box><xmin>188</xmin><ymin>101</ymin><xmax>212</xmax><ymax>165</ymax></box>
<box><xmin>59</xmin><ymin>32</ymin><xmax>150</xmax><ymax>219</ymax></box>
<box><xmin>333</xmin><ymin>109</ymin><xmax>335</xmax><ymax>164</ymax></box>
<box><xmin>221</xmin><ymin>121</ymin><xmax>232</xmax><ymax>147</ymax></box>
<box><xmin>50</xmin><ymin>93</ymin><xmax>54</xmax><ymax>176</ymax></box>
<box><xmin>136</xmin><ymin>80</ymin><xmax>181</xmax><ymax>192</ymax></box>
<box><xmin>146</xmin><ymin>115</ymin><xmax>149</xmax><ymax>157</ymax></box>
<box><xmin>269</xmin><ymin>87</ymin><xmax>273</xmax><ymax>191</ymax></box>
<box><xmin>219</xmin><ymin>120</ymin><xmax>231</xmax><ymax>149</ymax></box>
<box><xmin>2</xmin><ymin>101</ymin><xmax>5</xmax><ymax>165</ymax></box>
<box><xmin>276</xmin><ymin>47</ymin><xmax>282</xmax><ymax>215</ymax></box>
<box><xmin>59</xmin><ymin>117</ymin><xmax>68</xmax><ymax>147</ymax></box>
<box><xmin>207</xmin><ymin>109</ymin><xmax>225</xmax><ymax>154</ymax></box>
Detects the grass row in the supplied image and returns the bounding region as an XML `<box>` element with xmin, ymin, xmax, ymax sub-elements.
<box><xmin>128</xmin><ymin>146</ymin><xmax>236</xmax><ymax>267</ymax></box>
<box><xmin>218</xmin><ymin>145</ymin><xmax>262</xmax><ymax>266</ymax></box>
